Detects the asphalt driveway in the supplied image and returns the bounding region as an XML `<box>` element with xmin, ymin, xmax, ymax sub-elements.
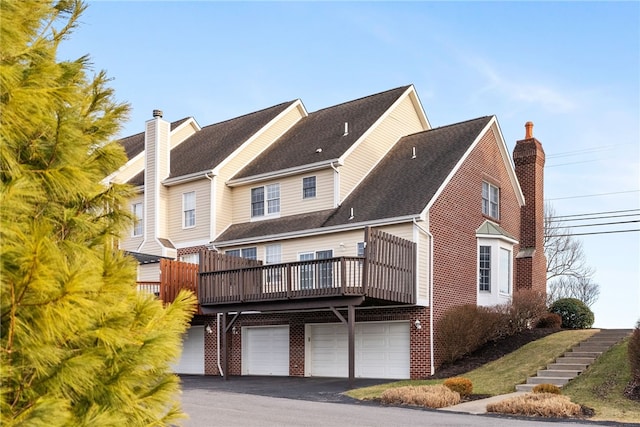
<box><xmin>179</xmin><ymin>374</ymin><xmax>394</xmax><ymax>404</ymax></box>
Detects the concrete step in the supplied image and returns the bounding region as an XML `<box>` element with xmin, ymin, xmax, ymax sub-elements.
<box><xmin>565</xmin><ymin>351</ymin><xmax>601</xmax><ymax>358</ymax></box>
<box><xmin>515</xmin><ymin>384</ymin><xmax>539</xmax><ymax>392</ymax></box>
<box><xmin>579</xmin><ymin>341</ymin><xmax>618</xmax><ymax>347</ymax></box>
<box><xmin>555</xmin><ymin>356</ymin><xmax>594</xmax><ymax>364</ymax></box>
<box><xmin>537</xmin><ymin>369</ymin><xmax>581</xmax><ymax>378</ymax></box>
<box><xmin>527</xmin><ymin>376</ymin><xmax>570</xmax><ymax>385</ymax></box>
<box><xmin>547</xmin><ymin>362</ymin><xmax>587</xmax><ymax>371</ymax></box>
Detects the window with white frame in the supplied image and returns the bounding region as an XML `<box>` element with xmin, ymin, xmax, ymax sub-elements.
<box><xmin>180</xmin><ymin>253</ymin><xmax>199</xmax><ymax>264</ymax></box>
<box><xmin>302</xmin><ymin>176</ymin><xmax>316</xmax><ymax>199</ymax></box>
<box><xmin>357</xmin><ymin>242</ymin><xmax>365</xmax><ymax>257</ymax></box>
<box><xmin>482</xmin><ymin>181</ymin><xmax>500</xmax><ymax>219</ymax></box>
<box><xmin>132</xmin><ymin>202</ymin><xmax>143</xmax><ymax>237</ymax></box>
<box><xmin>225</xmin><ymin>247</ymin><xmax>257</xmax><ymax>260</ymax></box>
<box><xmin>499</xmin><ymin>248</ymin><xmax>511</xmax><ymax>294</ymax></box>
<box><xmin>299</xmin><ymin>250</ymin><xmax>333</xmax><ymax>290</ymax></box>
<box><xmin>251</xmin><ymin>184</ymin><xmax>280</xmax><ymax>218</ymax></box>
<box><xmin>478</xmin><ymin>245</ymin><xmax>491</xmax><ymax>291</ymax></box>
<box><xmin>265</xmin><ymin>244</ymin><xmax>282</xmax><ymax>285</ymax></box>
<box><xmin>183</xmin><ymin>191</ymin><xmax>196</xmax><ymax>228</ymax></box>
<box><xmin>477</xmin><ymin>241</ymin><xmax>513</xmax><ymax>296</ymax></box>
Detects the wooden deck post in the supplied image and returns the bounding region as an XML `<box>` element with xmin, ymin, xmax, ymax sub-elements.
<box><xmin>348</xmin><ymin>304</ymin><xmax>355</xmax><ymax>387</ymax></box>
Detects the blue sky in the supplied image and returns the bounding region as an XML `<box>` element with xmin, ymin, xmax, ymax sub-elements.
<box><xmin>59</xmin><ymin>1</ymin><xmax>639</xmax><ymax>328</ymax></box>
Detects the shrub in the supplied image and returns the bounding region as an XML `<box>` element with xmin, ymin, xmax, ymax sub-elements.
<box><xmin>486</xmin><ymin>393</ymin><xmax>581</xmax><ymax>418</ymax></box>
<box><xmin>508</xmin><ymin>290</ymin><xmax>549</xmax><ymax>333</ymax></box>
<box><xmin>549</xmin><ymin>298</ymin><xmax>594</xmax><ymax>329</ymax></box>
<box><xmin>443</xmin><ymin>377</ymin><xmax>473</xmax><ymax>397</ymax></box>
<box><xmin>532</xmin><ymin>383</ymin><xmax>562</xmax><ymax>394</ymax></box>
<box><xmin>625</xmin><ymin>319</ymin><xmax>640</xmax><ymax>400</ymax></box>
<box><xmin>536</xmin><ymin>313</ymin><xmax>562</xmax><ymax>329</ymax></box>
<box><xmin>380</xmin><ymin>385</ymin><xmax>460</xmax><ymax>408</ymax></box>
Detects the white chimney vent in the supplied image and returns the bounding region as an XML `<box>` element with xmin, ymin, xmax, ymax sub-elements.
<box><xmin>343</xmin><ymin>122</ymin><xmax>349</xmax><ymax>136</ymax></box>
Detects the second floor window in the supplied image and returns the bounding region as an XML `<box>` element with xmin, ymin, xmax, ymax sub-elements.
<box><xmin>482</xmin><ymin>181</ymin><xmax>499</xmax><ymax>219</ymax></box>
<box><xmin>132</xmin><ymin>202</ymin><xmax>143</xmax><ymax>236</ymax></box>
<box><xmin>225</xmin><ymin>247</ymin><xmax>257</xmax><ymax>260</ymax></box>
<box><xmin>251</xmin><ymin>184</ymin><xmax>280</xmax><ymax>217</ymax></box>
<box><xmin>303</xmin><ymin>176</ymin><xmax>316</xmax><ymax>199</ymax></box>
<box><xmin>183</xmin><ymin>191</ymin><xmax>196</xmax><ymax>228</ymax></box>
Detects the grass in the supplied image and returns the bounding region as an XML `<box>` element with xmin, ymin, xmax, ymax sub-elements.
<box><xmin>346</xmin><ymin>329</ymin><xmax>597</xmax><ymax>400</ymax></box>
<box><xmin>562</xmin><ymin>339</ymin><xmax>640</xmax><ymax>423</ymax></box>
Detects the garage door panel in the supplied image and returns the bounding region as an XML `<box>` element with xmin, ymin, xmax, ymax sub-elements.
<box><xmin>308</xmin><ymin>321</ymin><xmax>409</xmax><ymax>379</ymax></box>
<box><xmin>173</xmin><ymin>326</ymin><xmax>204</xmax><ymax>375</ymax></box>
<box><xmin>243</xmin><ymin>326</ymin><xmax>289</xmax><ymax>376</ymax></box>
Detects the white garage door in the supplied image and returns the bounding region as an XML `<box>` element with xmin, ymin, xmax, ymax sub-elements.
<box><xmin>173</xmin><ymin>325</ymin><xmax>204</xmax><ymax>375</ymax></box>
<box><xmin>242</xmin><ymin>326</ymin><xmax>290</xmax><ymax>376</ymax></box>
<box><xmin>307</xmin><ymin>322</ymin><xmax>410</xmax><ymax>379</ymax></box>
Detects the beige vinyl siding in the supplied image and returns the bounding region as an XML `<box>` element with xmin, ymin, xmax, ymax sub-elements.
<box><xmin>170</xmin><ymin>121</ymin><xmax>198</xmax><ymax>149</ymax></box>
<box><xmin>167</xmin><ymin>179</ymin><xmax>212</xmax><ymax>245</ymax></box>
<box><xmin>113</xmin><ymin>155</ymin><xmax>144</xmax><ymax>185</ymax></box>
<box><xmin>339</xmin><ymin>94</ymin><xmax>426</xmax><ymax>202</ymax></box>
<box><xmin>138</xmin><ymin>264</ymin><xmax>160</xmax><ymax>282</ymax></box>
<box><xmin>142</xmin><ymin>121</ymin><xmax>161</xmax><ymax>255</ymax></box>
<box><xmin>157</xmin><ymin>120</ymin><xmax>170</xmax><ymax>238</ymax></box>
<box><xmin>119</xmin><ymin>193</ymin><xmax>145</xmax><ymax>252</ymax></box>
<box><xmin>231</xmin><ymin>169</ymin><xmax>333</xmax><ymax>223</ymax></box>
<box><xmin>216</xmin><ymin>104</ymin><xmax>305</xmax><ymax>235</ymax></box>
<box><xmin>414</xmin><ymin>223</ymin><xmax>430</xmax><ymax>304</ymax></box>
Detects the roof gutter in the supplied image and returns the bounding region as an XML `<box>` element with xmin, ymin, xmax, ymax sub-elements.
<box><xmin>213</xmin><ymin>214</ymin><xmax>419</xmax><ymax>248</ymax></box>
<box><xmin>226</xmin><ymin>159</ymin><xmax>343</xmax><ymax>187</ymax></box>
<box><xmin>163</xmin><ymin>169</ymin><xmax>217</xmax><ymax>186</ymax></box>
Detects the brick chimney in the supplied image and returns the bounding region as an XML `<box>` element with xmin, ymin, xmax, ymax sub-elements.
<box><xmin>513</xmin><ymin>122</ymin><xmax>546</xmax><ymax>295</ymax></box>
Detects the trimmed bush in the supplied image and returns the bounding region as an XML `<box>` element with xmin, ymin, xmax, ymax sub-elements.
<box><xmin>486</xmin><ymin>393</ymin><xmax>581</xmax><ymax>418</ymax></box>
<box><xmin>443</xmin><ymin>377</ymin><xmax>473</xmax><ymax>397</ymax></box>
<box><xmin>532</xmin><ymin>383</ymin><xmax>562</xmax><ymax>395</ymax></box>
<box><xmin>380</xmin><ymin>385</ymin><xmax>460</xmax><ymax>408</ymax></box>
<box><xmin>536</xmin><ymin>313</ymin><xmax>562</xmax><ymax>329</ymax></box>
<box><xmin>508</xmin><ymin>290</ymin><xmax>549</xmax><ymax>333</ymax></box>
<box><xmin>549</xmin><ymin>298</ymin><xmax>594</xmax><ymax>329</ymax></box>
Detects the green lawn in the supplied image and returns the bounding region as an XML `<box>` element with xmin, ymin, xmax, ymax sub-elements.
<box><xmin>562</xmin><ymin>339</ymin><xmax>640</xmax><ymax>423</ymax></box>
<box><xmin>346</xmin><ymin>329</ymin><xmax>597</xmax><ymax>400</ymax></box>
<box><xmin>346</xmin><ymin>328</ymin><xmax>639</xmax><ymax>423</ymax></box>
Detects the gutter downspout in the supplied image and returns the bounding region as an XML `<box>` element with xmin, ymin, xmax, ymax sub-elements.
<box><xmin>330</xmin><ymin>161</ymin><xmax>340</xmax><ymax>207</ymax></box>
<box><xmin>216</xmin><ymin>313</ymin><xmax>224</xmax><ymax>377</ymax></box>
<box><xmin>413</xmin><ymin>218</ymin><xmax>435</xmax><ymax>376</ymax></box>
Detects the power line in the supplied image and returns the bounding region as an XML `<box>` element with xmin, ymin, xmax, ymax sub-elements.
<box><xmin>546</xmin><ymin>229</ymin><xmax>640</xmax><ymax>237</ymax></box>
<box><xmin>558</xmin><ymin>220</ymin><xmax>639</xmax><ymax>229</ymax></box>
<box><xmin>546</xmin><ymin>190</ymin><xmax>640</xmax><ymax>201</ymax></box>
<box><xmin>550</xmin><ymin>208</ymin><xmax>640</xmax><ymax>219</ymax></box>
<box><xmin>547</xmin><ymin>212</ymin><xmax>640</xmax><ymax>223</ymax></box>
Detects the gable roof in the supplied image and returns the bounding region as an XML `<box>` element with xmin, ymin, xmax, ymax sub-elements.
<box><xmin>214</xmin><ymin>116</ymin><xmax>493</xmax><ymax>245</ymax></box>
<box><xmin>230</xmin><ymin>86</ymin><xmax>412</xmax><ymax>181</ymax></box>
<box><xmin>168</xmin><ymin>101</ymin><xmax>297</xmax><ymax>179</ymax></box>
<box><xmin>324</xmin><ymin>116</ymin><xmax>493</xmax><ymax>225</ymax></box>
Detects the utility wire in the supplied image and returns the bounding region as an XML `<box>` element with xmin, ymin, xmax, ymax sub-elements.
<box><xmin>546</xmin><ymin>229</ymin><xmax>640</xmax><ymax>237</ymax></box>
<box><xmin>546</xmin><ymin>190</ymin><xmax>640</xmax><ymax>201</ymax></box>
<box><xmin>547</xmin><ymin>212</ymin><xmax>640</xmax><ymax>223</ymax></box>
<box><xmin>555</xmin><ymin>220</ymin><xmax>639</xmax><ymax>229</ymax></box>
<box><xmin>550</xmin><ymin>208</ymin><xmax>640</xmax><ymax>219</ymax></box>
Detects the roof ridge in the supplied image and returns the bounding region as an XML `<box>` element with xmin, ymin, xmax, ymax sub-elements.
<box><xmin>199</xmin><ymin>100</ymin><xmax>298</xmax><ymax>130</ymax></box>
<box><xmin>309</xmin><ymin>85</ymin><xmax>412</xmax><ymax>114</ymax></box>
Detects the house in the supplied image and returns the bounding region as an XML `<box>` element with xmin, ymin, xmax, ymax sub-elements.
<box><xmin>110</xmin><ymin>85</ymin><xmax>546</xmax><ymax>380</ymax></box>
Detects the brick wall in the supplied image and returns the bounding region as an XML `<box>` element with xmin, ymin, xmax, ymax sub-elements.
<box><xmin>513</xmin><ymin>127</ymin><xmax>547</xmax><ymax>296</ymax></box>
<box><xmin>429</xmin><ymin>128</ymin><xmax>522</xmax><ymax>368</ymax></box>
<box><xmin>202</xmin><ymin>306</ymin><xmax>432</xmax><ymax>379</ymax></box>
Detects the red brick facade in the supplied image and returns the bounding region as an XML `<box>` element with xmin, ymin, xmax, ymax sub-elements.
<box><xmin>513</xmin><ymin>123</ymin><xmax>547</xmax><ymax>296</ymax></box>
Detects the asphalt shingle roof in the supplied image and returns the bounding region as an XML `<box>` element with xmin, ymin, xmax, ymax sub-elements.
<box><xmin>119</xmin><ymin>117</ymin><xmax>191</xmax><ymax>160</ymax></box>
<box><xmin>231</xmin><ymin>86</ymin><xmax>412</xmax><ymax>180</ymax></box>
<box><xmin>215</xmin><ymin>116</ymin><xmax>492</xmax><ymax>243</ymax></box>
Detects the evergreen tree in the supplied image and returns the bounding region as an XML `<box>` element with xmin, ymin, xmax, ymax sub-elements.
<box><xmin>0</xmin><ymin>1</ymin><xmax>197</xmax><ymax>425</ymax></box>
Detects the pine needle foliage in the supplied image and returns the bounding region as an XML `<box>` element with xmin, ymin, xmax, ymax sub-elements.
<box><xmin>0</xmin><ymin>1</ymin><xmax>197</xmax><ymax>425</ymax></box>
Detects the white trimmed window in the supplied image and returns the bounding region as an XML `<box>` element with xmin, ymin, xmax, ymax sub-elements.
<box><xmin>479</xmin><ymin>245</ymin><xmax>491</xmax><ymax>291</ymax></box>
<box><xmin>226</xmin><ymin>247</ymin><xmax>257</xmax><ymax>260</ymax></box>
<box><xmin>132</xmin><ymin>202</ymin><xmax>143</xmax><ymax>237</ymax></box>
<box><xmin>183</xmin><ymin>191</ymin><xmax>196</xmax><ymax>228</ymax></box>
<box><xmin>265</xmin><ymin>244</ymin><xmax>282</xmax><ymax>284</ymax></box>
<box><xmin>303</xmin><ymin>176</ymin><xmax>316</xmax><ymax>199</ymax></box>
<box><xmin>482</xmin><ymin>181</ymin><xmax>500</xmax><ymax>219</ymax></box>
<box><xmin>180</xmin><ymin>253</ymin><xmax>199</xmax><ymax>264</ymax></box>
<box><xmin>499</xmin><ymin>248</ymin><xmax>511</xmax><ymax>294</ymax></box>
<box><xmin>251</xmin><ymin>184</ymin><xmax>280</xmax><ymax>218</ymax></box>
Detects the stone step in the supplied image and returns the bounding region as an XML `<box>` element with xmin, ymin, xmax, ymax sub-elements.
<box><xmin>515</xmin><ymin>384</ymin><xmax>540</xmax><ymax>392</ymax></box>
<box><xmin>537</xmin><ymin>369</ymin><xmax>581</xmax><ymax>378</ymax></box>
<box><xmin>565</xmin><ymin>351</ymin><xmax>601</xmax><ymax>358</ymax></box>
<box><xmin>527</xmin><ymin>376</ymin><xmax>570</xmax><ymax>385</ymax></box>
<box><xmin>556</xmin><ymin>356</ymin><xmax>594</xmax><ymax>365</ymax></box>
<box><xmin>579</xmin><ymin>341</ymin><xmax>619</xmax><ymax>347</ymax></box>
<box><xmin>547</xmin><ymin>362</ymin><xmax>588</xmax><ymax>371</ymax></box>
<box><xmin>575</xmin><ymin>346</ymin><xmax>610</xmax><ymax>353</ymax></box>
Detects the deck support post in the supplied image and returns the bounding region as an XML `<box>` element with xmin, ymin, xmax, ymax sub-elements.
<box><xmin>348</xmin><ymin>304</ymin><xmax>355</xmax><ymax>387</ymax></box>
<box><xmin>222</xmin><ymin>312</ymin><xmax>228</xmax><ymax>381</ymax></box>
